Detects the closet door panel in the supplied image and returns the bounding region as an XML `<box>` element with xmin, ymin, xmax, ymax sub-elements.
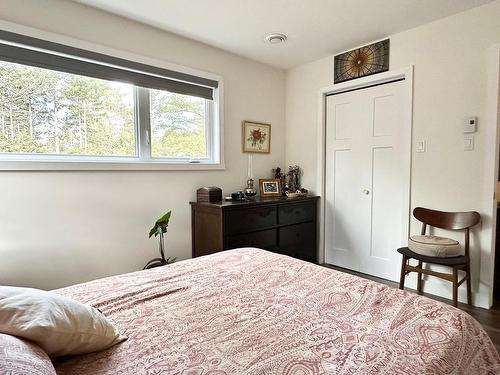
<box><xmin>325</xmin><ymin>79</ymin><xmax>411</xmax><ymax>282</ymax></box>
<box><xmin>325</xmin><ymin>92</ymin><xmax>370</xmax><ymax>269</ymax></box>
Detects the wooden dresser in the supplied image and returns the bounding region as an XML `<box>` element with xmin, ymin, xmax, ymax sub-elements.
<box><xmin>190</xmin><ymin>196</ymin><xmax>319</xmax><ymax>263</ymax></box>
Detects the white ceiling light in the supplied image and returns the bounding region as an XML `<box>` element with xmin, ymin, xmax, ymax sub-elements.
<box><xmin>265</xmin><ymin>33</ymin><xmax>287</xmax><ymax>44</ymax></box>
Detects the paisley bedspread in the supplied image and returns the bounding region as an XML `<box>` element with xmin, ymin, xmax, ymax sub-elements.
<box><xmin>54</xmin><ymin>248</ymin><xmax>500</xmax><ymax>375</ymax></box>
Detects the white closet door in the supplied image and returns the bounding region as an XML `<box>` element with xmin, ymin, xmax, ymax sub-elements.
<box><xmin>324</xmin><ymin>90</ymin><xmax>371</xmax><ymax>270</ymax></box>
<box><xmin>325</xmin><ymin>79</ymin><xmax>411</xmax><ymax>281</ymax></box>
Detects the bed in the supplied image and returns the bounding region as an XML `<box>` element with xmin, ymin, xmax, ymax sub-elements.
<box><xmin>53</xmin><ymin>248</ymin><xmax>500</xmax><ymax>374</ymax></box>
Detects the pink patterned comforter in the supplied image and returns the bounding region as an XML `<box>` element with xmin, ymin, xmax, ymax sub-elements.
<box><xmin>54</xmin><ymin>248</ymin><xmax>500</xmax><ymax>375</ymax></box>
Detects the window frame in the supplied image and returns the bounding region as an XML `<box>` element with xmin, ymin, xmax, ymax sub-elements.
<box><xmin>0</xmin><ymin>30</ymin><xmax>224</xmax><ymax>171</ymax></box>
<box><xmin>141</xmin><ymin>87</ymin><xmax>215</xmax><ymax>164</ymax></box>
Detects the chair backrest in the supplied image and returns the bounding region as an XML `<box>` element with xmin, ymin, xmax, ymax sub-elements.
<box><xmin>413</xmin><ymin>207</ymin><xmax>481</xmax><ymax>257</ymax></box>
<box><xmin>413</xmin><ymin>207</ymin><xmax>480</xmax><ymax>230</ymax></box>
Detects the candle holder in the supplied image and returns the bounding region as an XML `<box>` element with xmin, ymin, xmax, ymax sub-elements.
<box><xmin>244</xmin><ymin>178</ymin><xmax>257</xmax><ymax>199</ymax></box>
<box><xmin>244</xmin><ymin>155</ymin><xmax>257</xmax><ymax>199</ymax></box>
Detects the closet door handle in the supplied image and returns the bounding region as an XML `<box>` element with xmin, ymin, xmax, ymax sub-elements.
<box><xmin>362</xmin><ymin>189</ymin><xmax>370</xmax><ymax>195</ymax></box>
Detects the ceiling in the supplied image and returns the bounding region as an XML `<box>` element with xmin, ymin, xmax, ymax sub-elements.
<box><xmin>74</xmin><ymin>0</ymin><xmax>493</xmax><ymax>69</ymax></box>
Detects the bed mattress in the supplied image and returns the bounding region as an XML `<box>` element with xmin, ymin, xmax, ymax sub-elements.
<box><xmin>54</xmin><ymin>248</ymin><xmax>500</xmax><ymax>374</ymax></box>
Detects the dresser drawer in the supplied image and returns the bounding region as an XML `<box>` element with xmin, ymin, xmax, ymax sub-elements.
<box><xmin>191</xmin><ymin>197</ymin><xmax>318</xmax><ymax>259</ymax></box>
<box><xmin>278</xmin><ymin>222</ymin><xmax>316</xmax><ymax>262</ymax></box>
<box><xmin>278</xmin><ymin>202</ymin><xmax>315</xmax><ymax>225</ymax></box>
<box><xmin>226</xmin><ymin>229</ymin><xmax>277</xmax><ymax>250</ymax></box>
<box><xmin>225</xmin><ymin>206</ymin><xmax>277</xmax><ymax>235</ymax></box>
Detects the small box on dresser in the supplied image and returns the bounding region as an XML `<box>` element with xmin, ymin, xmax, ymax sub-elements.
<box><xmin>196</xmin><ymin>187</ymin><xmax>222</xmax><ymax>203</ymax></box>
<box><xmin>190</xmin><ymin>196</ymin><xmax>319</xmax><ymax>263</ymax></box>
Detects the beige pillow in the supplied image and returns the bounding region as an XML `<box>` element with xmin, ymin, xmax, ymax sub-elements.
<box><xmin>0</xmin><ymin>286</ymin><xmax>126</xmax><ymax>357</ymax></box>
<box><xmin>408</xmin><ymin>235</ymin><xmax>462</xmax><ymax>257</ymax></box>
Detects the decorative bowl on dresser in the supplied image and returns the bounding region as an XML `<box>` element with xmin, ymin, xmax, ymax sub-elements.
<box><xmin>190</xmin><ymin>196</ymin><xmax>319</xmax><ymax>263</ymax></box>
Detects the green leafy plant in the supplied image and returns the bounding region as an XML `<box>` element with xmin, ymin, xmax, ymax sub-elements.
<box><xmin>149</xmin><ymin>211</ymin><xmax>172</xmax><ymax>238</ymax></box>
<box><xmin>144</xmin><ymin>211</ymin><xmax>175</xmax><ymax>270</ymax></box>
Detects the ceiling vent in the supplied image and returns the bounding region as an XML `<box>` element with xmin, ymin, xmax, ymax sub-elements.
<box><xmin>265</xmin><ymin>33</ymin><xmax>287</xmax><ymax>44</ymax></box>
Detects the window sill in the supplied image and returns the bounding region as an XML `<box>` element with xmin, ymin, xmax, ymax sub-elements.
<box><xmin>0</xmin><ymin>160</ymin><xmax>226</xmax><ymax>171</ymax></box>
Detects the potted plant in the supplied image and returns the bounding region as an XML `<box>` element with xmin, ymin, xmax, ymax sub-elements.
<box><xmin>143</xmin><ymin>211</ymin><xmax>176</xmax><ymax>270</ymax></box>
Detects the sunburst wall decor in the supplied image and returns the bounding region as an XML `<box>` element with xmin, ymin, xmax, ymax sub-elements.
<box><xmin>334</xmin><ymin>39</ymin><xmax>390</xmax><ymax>84</ymax></box>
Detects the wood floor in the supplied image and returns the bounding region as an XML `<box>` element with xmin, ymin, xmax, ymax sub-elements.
<box><xmin>324</xmin><ymin>265</ymin><xmax>500</xmax><ymax>354</ymax></box>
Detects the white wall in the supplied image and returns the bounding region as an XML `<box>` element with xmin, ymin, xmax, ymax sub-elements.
<box><xmin>286</xmin><ymin>0</ymin><xmax>500</xmax><ymax>307</ymax></box>
<box><xmin>2</xmin><ymin>0</ymin><xmax>498</xmax><ymax>308</ymax></box>
<box><xmin>0</xmin><ymin>0</ymin><xmax>286</xmax><ymax>289</ymax></box>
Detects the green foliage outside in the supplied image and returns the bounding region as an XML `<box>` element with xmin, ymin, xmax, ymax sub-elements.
<box><xmin>150</xmin><ymin>89</ymin><xmax>206</xmax><ymax>159</ymax></box>
<box><xmin>0</xmin><ymin>61</ymin><xmax>207</xmax><ymax>159</ymax></box>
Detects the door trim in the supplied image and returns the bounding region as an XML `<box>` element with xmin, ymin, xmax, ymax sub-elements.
<box><xmin>317</xmin><ymin>66</ymin><xmax>414</xmax><ymax>265</ymax></box>
<box><xmin>485</xmin><ymin>44</ymin><xmax>500</xmax><ymax>307</ymax></box>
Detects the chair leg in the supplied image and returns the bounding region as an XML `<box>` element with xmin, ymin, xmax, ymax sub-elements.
<box><xmin>452</xmin><ymin>266</ymin><xmax>458</xmax><ymax>308</ymax></box>
<box><xmin>399</xmin><ymin>255</ymin><xmax>407</xmax><ymax>290</ymax></box>
<box><xmin>417</xmin><ymin>260</ymin><xmax>423</xmax><ymax>294</ymax></box>
<box><xmin>466</xmin><ymin>263</ymin><xmax>472</xmax><ymax>305</ymax></box>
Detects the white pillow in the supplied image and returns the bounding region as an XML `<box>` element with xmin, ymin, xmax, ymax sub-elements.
<box><xmin>0</xmin><ymin>286</ymin><xmax>126</xmax><ymax>357</ymax></box>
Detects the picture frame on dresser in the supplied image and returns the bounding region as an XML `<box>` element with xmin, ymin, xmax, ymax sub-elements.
<box><xmin>259</xmin><ymin>179</ymin><xmax>281</xmax><ymax>197</ymax></box>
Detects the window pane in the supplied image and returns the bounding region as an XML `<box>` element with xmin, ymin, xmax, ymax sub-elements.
<box><xmin>150</xmin><ymin>89</ymin><xmax>207</xmax><ymax>159</ymax></box>
<box><xmin>0</xmin><ymin>61</ymin><xmax>136</xmax><ymax>157</ymax></box>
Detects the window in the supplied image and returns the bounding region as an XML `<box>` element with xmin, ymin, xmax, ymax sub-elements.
<box><xmin>0</xmin><ymin>61</ymin><xmax>136</xmax><ymax>157</ymax></box>
<box><xmin>149</xmin><ymin>88</ymin><xmax>209</xmax><ymax>160</ymax></box>
<box><xmin>0</xmin><ymin>30</ymin><xmax>221</xmax><ymax>168</ymax></box>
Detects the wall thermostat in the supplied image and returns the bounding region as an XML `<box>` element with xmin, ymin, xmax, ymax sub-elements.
<box><xmin>464</xmin><ymin>116</ymin><xmax>477</xmax><ymax>133</ymax></box>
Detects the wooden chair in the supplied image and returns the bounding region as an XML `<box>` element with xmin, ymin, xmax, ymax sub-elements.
<box><xmin>397</xmin><ymin>207</ymin><xmax>480</xmax><ymax>307</ymax></box>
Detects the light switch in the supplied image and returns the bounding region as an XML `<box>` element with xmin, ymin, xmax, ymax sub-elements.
<box><xmin>416</xmin><ymin>140</ymin><xmax>426</xmax><ymax>153</ymax></box>
<box><xmin>464</xmin><ymin>135</ymin><xmax>474</xmax><ymax>151</ymax></box>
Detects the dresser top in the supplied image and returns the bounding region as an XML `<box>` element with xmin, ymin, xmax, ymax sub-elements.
<box><xmin>190</xmin><ymin>195</ymin><xmax>319</xmax><ymax>208</ymax></box>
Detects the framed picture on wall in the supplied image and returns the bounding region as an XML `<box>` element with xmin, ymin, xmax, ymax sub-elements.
<box><xmin>242</xmin><ymin>121</ymin><xmax>271</xmax><ymax>153</ymax></box>
<box><xmin>334</xmin><ymin>39</ymin><xmax>390</xmax><ymax>84</ymax></box>
<box><xmin>259</xmin><ymin>179</ymin><xmax>281</xmax><ymax>197</ymax></box>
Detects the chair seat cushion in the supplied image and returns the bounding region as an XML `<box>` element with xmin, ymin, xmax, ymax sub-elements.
<box><xmin>408</xmin><ymin>235</ymin><xmax>461</xmax><ymax>258</ymax></box>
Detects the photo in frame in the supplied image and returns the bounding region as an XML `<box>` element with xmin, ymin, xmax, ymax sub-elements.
<box><xmin>259</xmin><ymin>179</ymin><xmax>281</xmax><ymax>197</ymax></box>
<box><xmin>242</xmin><ymin>121</ymin><xmax>271</xmax><ymax>153</ymax></box>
